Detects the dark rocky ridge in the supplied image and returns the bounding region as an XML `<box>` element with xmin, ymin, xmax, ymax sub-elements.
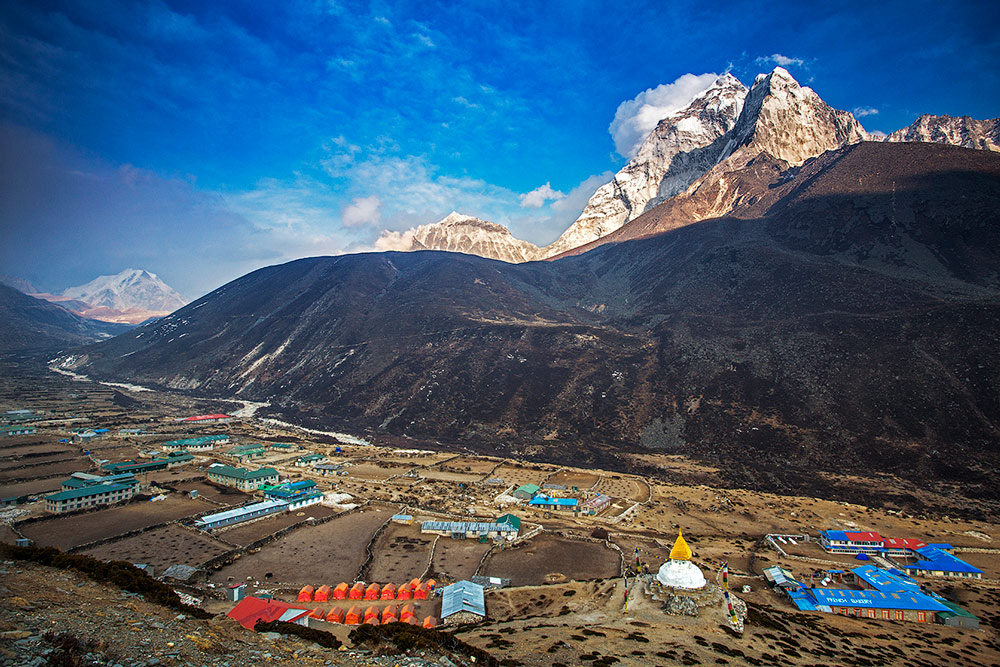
<box><xmin>66</xmin><ymin>143</ymin><xmax>1000</xmax><ymax>502</ymax></box>
<box><xmin>0</xmin><ymin>284</ymin><xmax>132</xmax><ymax>352</ymax></box>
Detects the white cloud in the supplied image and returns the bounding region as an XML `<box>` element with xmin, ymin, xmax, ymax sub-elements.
<box><xmin>609</xmin><ymin>73</ymin><xmax>719</xmax><ymax>158</ymax></box>
<box><xmin>415</xmin><ymin>33</ymin><xmax>435</xmax><ymax>48</ymax></box>
<box><xmin>853</xmin><ymin>106</ymin><xmax>879</xmax><ymax>117</ymax></box>
<box><xmin>519</xmin><ymin>182</ymin><xmax>565</xmax><ymax>208</ymax></box>
<box><xmin>755</xmin><ymin>53</ymin><xmax>806</xmax><ymax>68</ymax></box>
<box><xmin>373</xmin><ymin>228</ymin><xmax>416</xmax><ymax>252</ymax></box>
<box><xmin>341</xmin><ymin>195</ymin><xmax>381</xmax><ymax>227</ymax></box>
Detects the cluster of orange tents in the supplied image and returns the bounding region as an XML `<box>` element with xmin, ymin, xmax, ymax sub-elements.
<box><xmin>304</xmin><ymin>603</ymin><xmax>436</xmax><ymax>628</ymax></box>
<box><xmin>298</xmin><ymin>579</ymin><xmax>437</xmax><ymax>603</ymax></box>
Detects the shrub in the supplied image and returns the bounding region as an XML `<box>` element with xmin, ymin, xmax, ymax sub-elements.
<box><xmin>349</xmin><ymin>622</ymin><xmax>500</xmax><ymax>666</ymax></box>
<box><xmin>253</xmin><ymin>620</ymin><xmax>341</xmax><ymax>648</ymax></box>
<box><xmin>1</xmin><ymin>544</ymin><xmax>212</xmax><ymax>619</ymax></box>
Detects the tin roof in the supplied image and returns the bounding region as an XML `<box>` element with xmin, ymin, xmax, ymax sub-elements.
<box><xmin>195</xmin><ymin>499</ymin><xmax>288</xmax><ymax>526</ymax></box>
<box><xmin>528</xmin><ymin>495</ymin><xmax>578</xmax><ymax>507</ymax></box>
<box><xmin>441</xmin><ymin>580</ymin><xmax>485</xmax><ymax>618</ymax></box>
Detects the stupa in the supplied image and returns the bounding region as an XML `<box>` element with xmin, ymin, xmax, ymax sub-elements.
<box><xmin>655</xmin><ymin>528</ymin><xmax>707</xmax><ymax>589</ymax></box>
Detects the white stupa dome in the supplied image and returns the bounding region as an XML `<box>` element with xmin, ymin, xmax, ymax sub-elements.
<box><xmin>656</xmin><ymin>528</ymin><xmax>707</xmax><ymax>589</ymax></box>
<box><xmin>656</xmin><ymin>558</ymin><xmax>707</xmax><ymax>589</ymax></box>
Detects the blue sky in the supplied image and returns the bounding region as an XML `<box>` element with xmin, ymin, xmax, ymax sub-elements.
<box><xmin>1</xmin><ymin>0</ymin><xmax>998</xmax><ymax>297</ymax></box>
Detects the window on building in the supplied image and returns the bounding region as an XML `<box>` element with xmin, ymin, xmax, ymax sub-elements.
<box><xmin>895</xmin><ymin>611</ymin><xmax>904</xmax><ymax>621</ymax></box>
<box><xmin>881</xmin><ymin>610</ymin><xmax>890</xmax><ymax>620</ymax></box>
<box><xmin>917</xmin><ymin>612</ymin><xmax>926</xmax><ymax>622</ymax></box>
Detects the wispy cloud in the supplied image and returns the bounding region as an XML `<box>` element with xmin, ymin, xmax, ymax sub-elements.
<box><xmin>853</xmin><ymin>106</ymin><xmax>879</xmax><ymax>117</ymax></box>
<box><xmin>608</xmin><ymin>73</ymin><xmax>719</xmax><ymax>158</ymax></box>
<box><xmin>755</xmin><ymin>53</ymin><xmax>806</xmax><ymax>68</ymax></box>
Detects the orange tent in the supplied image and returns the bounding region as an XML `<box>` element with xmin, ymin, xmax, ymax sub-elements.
<box><xmin>332</xmin><ymin>582</ymin><xmax>349</xmax><ymax>600</ymax></box>
<box><xmin>344</xmin><ymin>606</ymin><xmax>362</xmax><ymax>624</ymax></box>
<box><xmin>364</xmin><ymin>583</ymin><xmax>381</xmax><ymax>600</ymax></box>
<box><xmin>308</xmin><ymin>607</ymin><xmax>324</xmax><ymax>619</ymax></box>
<box><xmin>422</xmin><ymin>616</ymin><xmax>437</xmax><ymax>628</ymax></box>
<box><xmin>314</xmin><ymin>584</ymin><xmax>331</xmax><ymax>602</ymax></box>
<box><xmin>381</xmin><ymin>604</ymin><xmax>398</xmax><ymax>623</ymax></box>
<box><xmin>400</xmin><ymin>604</ymin><xmax>416</xmax><ymax>621</ymax></box>
<box><xmin>364</xmin><ymin>606</ymin><xmax>380</xmax><ymax>625</ymax></box>
<box><xmin>326</xmin><ymin>606</ymin><xmax>345</xmax><ymax>623</ymax></box>
<box><xmin>403</xmin><ymin>616</ymin><xmax>418</xmax><ymax>625</ymax></box>
<box><xmin>414</xmin><ymin>584</ymin><xmax>429</xmax><ymax>600</ymax></box>
<box><xmin>380</xmin><ymin>583</ymin><xmax>397</xmax><ymax>600</ymax></box>
<box><xmin>396</xmin><ymin>583</ymin><xmax>412</xmax><ymax>600</ymax></box>
<box><xmin>297</xmin><ymin>585</ymin><xmax>314</xmax><ymax>603</ymax></box>
<box><xmin>424</xmin><ymin>578</ymin><xmax>437</xmax><ymax>591</ymax></box>
<box><xmin>348</xmin><ymin>582</ymin><xmax>365</xmax><ymax>599</ymax></box>
<box><xmin>408</xmin><ymin>578</ymin><xmax>422</xmax><ymax>589</ymax></box>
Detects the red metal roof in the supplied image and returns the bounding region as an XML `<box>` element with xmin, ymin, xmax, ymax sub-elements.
<box><xmin>181</xmin><ymin>414</ymin><xmax>232</xmax><ymax>421</ymax></box>
<box><xmin>843</xmin><ymin>531</ymin><xmax>883</xmax><ymax>542</ymax></box>
<box><xmin>227</xmin><ymin>597</ymin><xmax>310</xmax><ymax>629</ymax></box>
<box><xmin>882</xmin><ymin>537</ymin><xmax>928</xmax><ymax>550</ymax></box>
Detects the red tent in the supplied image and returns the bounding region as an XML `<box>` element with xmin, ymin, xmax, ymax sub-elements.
<box><xmin>403</xmin><ymin>616</ymin><xmax>418</xmax><ymax>625</ymax></box>
<box><xmin>396</xmin><ymin>583</ymin><xmax>412</xmax><ymax>600</ymax></box>
<box><xmin>400</xmin><ymin>603</ymin><xmax>416</xmax><ymax>621</ymax></box>
<box><xmin>380</xmin><ymin>583</ymin><xmax>397</xmax><ymax>600</ymax></box>
<box><xmin>364</xmin><ymin>583</ymin><xmax>381</xmax><ymax>600</ymax></box>
<box><xmin>227</xmin><ymin>597</ymin><xmax>311</xmax><ymax>630</ymax></box>
<box><xmin>326</xmin><ymin>606</ymin><xmax>345</xmax><ymax>623</ymax></box>
<box><xmin>348</xmin><ymin>582</ymin><xmax>365</xmax><ymax>599</ymax></box>
<box><xmin>422</xmin><ymin>616</ymin><xmax>437</xmax><ymax>628</ymax></box>
<box><xmin>414</xmin><ymin>584</ymin><xmax>429</xmax><ymax>600</ymax></box>
<box><xmin>332</xmin><ymin>582</ymin><xmax>349</xmax><ymax>600</ymax></box>
<box><xmin>314</xmin><ymin>585</ymin><xmax>331</xmax><ymax>602</ymax></box>
<box><xmin>424</xmin><ymin>578</ymin><xmax>437</xmax><ymax>591</ymax></box>
<box><xmin>297</xmin><ymin>585</ymin><xmax>314</xmax><ymax>603</ymax></box>
<box><xmin>308</xmin><ymin>607</ymin><xmax>324</xmax><ymax>619</ymax></box>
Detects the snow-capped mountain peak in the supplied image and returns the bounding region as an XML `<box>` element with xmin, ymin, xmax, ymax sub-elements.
<box><xmin>375</xmin><ymin>213</ymin><xmax>545</xmax><ymax>263</ymax></box>
<box><xmin>61</xmin><ymin>268</ymin><xmax>187</xmax><ymax>313</ymax></box>
<box><xmin>545</xmin><ymin>72</ymin><xmax>749</xmax><ymax>256</ymax></box>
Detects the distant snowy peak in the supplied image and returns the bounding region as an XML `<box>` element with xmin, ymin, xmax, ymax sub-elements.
<box><xmin>62</xmin><ymin>269</ymin><xmax>187</xmax><ymax>313</ymax></box>
<box><xmin>885</xmin><ymin>114</ymin><xmax>1000</xmax><ymax>152</ymax></box>
<box><xmin>376</xmin><ymin>212</ymin><xmax>545</xmax><ymax>263</ymax></box>
<box><xmin>547</xmin><ymin>73</ymin><xmax>749</xmax><ymax>256</ymax></box>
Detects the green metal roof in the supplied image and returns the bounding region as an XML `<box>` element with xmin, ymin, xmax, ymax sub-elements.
<box><xmin>496</xmin><ymin>513</ymin><xmax>521</xmax><ymax>530</ymax></box>
<box><xmin>207</xmin><ymin>464</ymin><xmax>278</xmax><ymax>480</ymax></box>
<box><xmin>516</xmin><ymin>484</ymin><xmax>540</xmax><ymax>493</ymax></box>
<box><xmin>161</xmin><ymin>435</ymin><xmax>228</xmax><ymax>448</ymax></box>
<box><xmin>46</xmin><ymin>483</ymin><xmax>133</xmax><ymax>502</ymax></box>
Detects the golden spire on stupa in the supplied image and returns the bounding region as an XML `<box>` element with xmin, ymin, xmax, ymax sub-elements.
<box><xmin>669</xmin><ymin>528</ymin><xmax>692</xmax><ymax>561</ymax></box>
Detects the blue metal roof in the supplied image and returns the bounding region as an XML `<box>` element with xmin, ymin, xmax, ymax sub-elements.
<box><xmin>805</xmin><ymin>587</ymin><xmax>950</xmax><ymax>612</ymax></box>
<box><xmin>905</xmin><ymin>546</ymin><xmax>983</xmax><ymax>574</ymax></box>
<box><xmin>441</xmin><ymin>580</ymin><xmax>485</xmax><ymax>619</ymax></box>
<box><xmin>851</xmin><ymin>565</ymin><xmax>921</xmax><ymax>593</ymax></box>
<box><xmin>820</xmin><ymin>530</ymin><xmax>848</xmax><ymax>541</ymax></box>
<box><xmin>787</xmin><ymin>589</ymin><xmax>817</xmax><ymax>611</ymax></box>
<box><xmin>528</xmin><ymin>495</ymin><xmax>578</xmax><ymax>507</ymax></box>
